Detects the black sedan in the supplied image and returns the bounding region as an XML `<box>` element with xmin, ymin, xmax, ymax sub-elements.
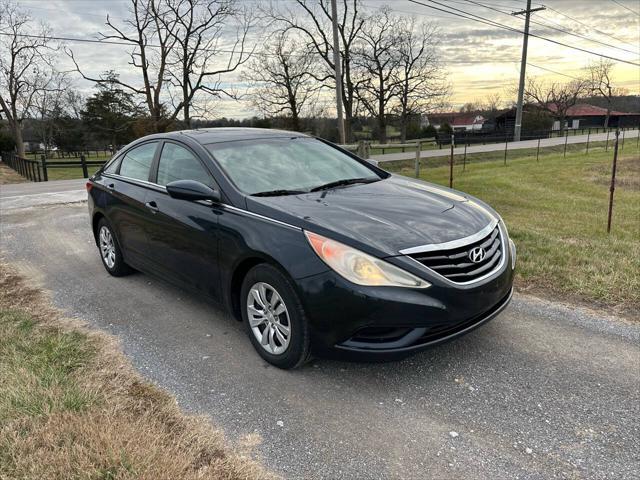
<box><xmin>87</xmin><ymin>128</ymin><xmax>515</xmax><ymax>369</ymax></box>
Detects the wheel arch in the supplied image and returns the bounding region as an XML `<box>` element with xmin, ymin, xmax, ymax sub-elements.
<box><xmin>91</xmin><ymin>211</ymin><xmax>105</xmax><ymax>245</ymax></box>
<box><xmin>229</xmin><ymin>255</ymin><xmax>295</xmax><ymax>322</ymax></box>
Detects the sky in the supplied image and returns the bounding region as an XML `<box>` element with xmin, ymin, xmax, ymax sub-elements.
<box><xmin>16</xmin><ymin>0</ymin><xmax>640</xmax><ymax>119</ymax></box>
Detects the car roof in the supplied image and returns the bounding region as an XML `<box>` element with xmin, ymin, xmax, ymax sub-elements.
<box><xmin>166</xmin><ymin>127</ymin><xmax>310</xmax><ymax>145</ymax></box>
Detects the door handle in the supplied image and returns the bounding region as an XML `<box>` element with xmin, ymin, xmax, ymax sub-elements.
<box><xmin>145</xmin><ymin>201</ymin><xmax>159</xmax><ymax>213</ymax></box>
<box><xmin>107</xmin><ymin>183</ymin><xmax>115</xmax><ymax>190</ymax></box>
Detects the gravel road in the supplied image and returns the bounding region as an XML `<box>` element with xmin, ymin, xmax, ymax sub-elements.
<box><xmin>0</xmin><ymin>185</ymin><xmax>638</xmax><ymax>479</ymax></box>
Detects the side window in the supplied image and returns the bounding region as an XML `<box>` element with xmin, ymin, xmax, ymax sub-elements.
<box><xmin>103</xmin><ymin>156</ymin><xmax>121</xmax><ymax>174</ymax></box>
<box><xmin>119</xmin><ymin>142</ymin><xmax>158</xmax><ymax>181</ymax></box>
<box><xmin>156</xmin><ymin>143</ymin><xmax>213</xmax><ymax>187</ymax></box>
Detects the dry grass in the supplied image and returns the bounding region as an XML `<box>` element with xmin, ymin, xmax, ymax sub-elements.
<box><xmin>0</xmin><ymin>263</ymin><xmax>275</xmax><ymax>480</ymax></box>
<box><xmin>0</xmin><ymin>162</ymin><xmax>27</xmax><ymax>185</ymax></box>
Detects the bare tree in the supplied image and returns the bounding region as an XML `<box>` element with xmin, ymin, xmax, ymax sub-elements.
<box><xmin>70</xmin><ymin>0</ymin><xmax>253</xmax><ymax>131</ymax></box>
<box><xmin>32</xmin><ymin>72</ymin><xmax>71</xmax><ymax>156</ymax></box>
<box><xmin>352</xmin><ymin>7</ymin><xmax>404</xmax><ymax>144</ymax></box>
<box><xmin>392</xmin><ymin>17</ymin><xmax>448</xmax><ymax>142</ymax></box>
<box><xmin>587</xmin><ymin>59</ymin><xmax>623</xmax><ymax>128</ymax></box>
<box><xmin>243</xmin><ymin>34</ymin><xmax>319</xmax><ymax>131</ymax></box>
<box><xmin>161</xmin><ymin>0</ymin><xmax>254</xmax><ymax>127</ymax></box>
<box><xmin>263</xmin><ymin>0</ymin><xmax>367</xmax><ymax>141</ymax></box>
<box><xmin>69</xmin><ymin>0</ymin><xmax>178</xmax><ymax>133</ymax></box>
<box><xmin>524</xmin><ymin>77</ymin><xmax>589</xmax><ymax>134</ymax></box>
<box><xmin>0</xmin><ymin>1</ymin><xmax>58</xmax><ymax>157</ymax></box>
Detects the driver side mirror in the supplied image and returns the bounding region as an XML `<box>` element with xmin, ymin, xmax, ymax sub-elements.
<box><xmin>166</xmin><ymin>180</ymin><xmax>220</xmax><ymax>203</ymax></box>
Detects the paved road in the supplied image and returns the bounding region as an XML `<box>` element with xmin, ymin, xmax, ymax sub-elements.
<box><xmin>0</xmin><ymin>178</ymin><xmax>86</xmax><ymax>209</ymax></box>
<box><xmin>0</xmin><ymin>189</ymin><xmax>638</xmax><ymax>479</ymax></box>
<box><xmin>371</xmin><ymin>129</ymin><xmax>640</xmax><ymax>163</ymax></box>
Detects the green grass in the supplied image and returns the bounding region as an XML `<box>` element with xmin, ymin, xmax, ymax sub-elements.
<box><xmin>0</xmin><ymin>310</ymin><xmax>96</xmax><ymax>423</ymax></box>
<box><xmin>46</xmin><ymin>166</ymin><xmax>102</xmax><ymax>181</ymax></box>
<box><xmin>385</xmin><ymin>141</ymin><xmax>640</xmax><ymax>314</ymax></box>
<box><xmin>21</xmin><ymin>152</ymin><xmax>110</xmax><ymax>181</ymax></box>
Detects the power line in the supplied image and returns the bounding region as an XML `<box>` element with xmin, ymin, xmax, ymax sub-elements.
<box><xmin>406</xmin><ymin>0</ymin><xmax>640</xmax><ymax>66</ymax></box>
<box><xmin>527</xmin><ymin>62</ymin><xmax>582</xmax><ymax>80</ymax></box>
<box><xmin>543</xmin><ymin>5</ymin><xmax>639</xmax><ymax>49</ymax></box>
<box><xmin>609</xmin><ymin>0</ymin><xmax>640</xmax><ymax>15</ymax></box>
<box><xmin>0</xmin><ymin>30</ymin><xmax>528</xmax><ymax>65</ymax></box>
<box><xmin>459</xmin><ymin>0</ymin><xmax>639</xmax><ymax>55</ymax></box>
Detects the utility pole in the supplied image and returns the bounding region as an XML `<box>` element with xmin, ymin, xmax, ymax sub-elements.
<box><xmin>512</xmin><ymin>1</ymin><xmax>545</xmax><ymax>142</ymax></box>
<box><xmin>330</xmin><ymin>0</ymin><xmax>346</xmax><ymax>144</ymax></box>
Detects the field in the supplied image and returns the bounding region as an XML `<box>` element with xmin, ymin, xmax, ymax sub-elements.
<box><xmin>384</xmin><ymin>140</ymin><xmax>640</xmax><ymax>315</ymax></box>
<box><xmin>0</xmin><ymin>263</ymin><xmax>272</xmax><ymax>479</ymax></box>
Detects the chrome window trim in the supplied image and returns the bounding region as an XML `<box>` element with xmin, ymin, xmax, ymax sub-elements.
<box><xmin>398</xmin><ymin>219</ymin><xmax>498</xmax><ymax>255</ymax></box>
<box><xmin>404</xmin><ymin>222</ymin><xmax>507</xmax><ymax>287</ymax></box>
<box><xmin>102</xmin><ymin>173</ymin><xmax>300</xmax><ymax>230</ymax></box>
<box><xmin>103</xmin><ymin>173</ymin><xmax>167</xmax><ymax>191</ymax></box>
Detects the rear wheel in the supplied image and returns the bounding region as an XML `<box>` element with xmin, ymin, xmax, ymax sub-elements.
<box><xmin>97</xmin><ymin>218</ymin><xmax>133</xmax><ymax>277</ymax></box>
<box><xmin>240</xmin><ymin>264</ymin><xmax>310</xmax><ymax>369</ymax></box>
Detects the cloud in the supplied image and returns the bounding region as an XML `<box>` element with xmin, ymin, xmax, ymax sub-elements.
<box><xmin>19</xmin><ymin>0</ymin><xmax>640</xmax><ymax>118</ymax></box>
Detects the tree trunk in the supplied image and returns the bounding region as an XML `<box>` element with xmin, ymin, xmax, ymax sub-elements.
<box><xmin>558</xmin><ymin>114</ymin><xmax>566</xmax><ymax>135</ymax></box>
<box><xmin>183</xmin><ymin>102</ymin><xmax>191</xmax><ymax>129</ymax></box>
<box><xmin>604</xmin><ymin>109</ymin><xmax>610</xmax><ymax>129</ymax></box>
<box><xmin>343</xmin><ymin>94</ymin><xmax>353</xmax><ymax>143</ymax></box>
<box><xmin>291</xmin><ymin>110</ymin><xmax>300</xmax><ymax>132</ymax></box>
<box><xmin>378</xmin><ymin>115</ymin><xmax>387</xmax><ymax>144</ymax></box>
<box><xmin>12</xmin><ymin>122</ymin><xmax>25</xmax><ymax>158</ymax></box>
<box><xmin>400</xmin><ymin>114</ymin><xmax>408</xmax><ymax>143</ymax></box>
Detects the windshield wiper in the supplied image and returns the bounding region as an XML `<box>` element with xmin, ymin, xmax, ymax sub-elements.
<box><xmin>252</xmin><ymin>189</ymin><xmax>308</xmax><ymax>197</ymax></box>
<box><xmin>309</xmin><ymin>177</ymin><xmax>379</xmax><ymax>192</ymax></box>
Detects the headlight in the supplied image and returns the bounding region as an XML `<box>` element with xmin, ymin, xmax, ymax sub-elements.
<box><xmin>305</xmin><ymin>231</ymin><xmax>430</xmax><ymax>288</ymax></box>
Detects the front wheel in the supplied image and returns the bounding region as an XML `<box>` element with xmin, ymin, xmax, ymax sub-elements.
<box><xmin>240</xmin><ymin>264</ymin><xmax>311</xmax><ymax>369</ymax></box>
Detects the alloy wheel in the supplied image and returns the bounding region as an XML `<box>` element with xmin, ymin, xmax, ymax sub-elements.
<box><xmin>246</xmin><ymin>282</ymin><xmax>291</xmax><ymax>355</ymax></box>
<box><xmin>99</xmin><ymin>226</ymin><xmax>116</xmax><ymax>269</ymax></box>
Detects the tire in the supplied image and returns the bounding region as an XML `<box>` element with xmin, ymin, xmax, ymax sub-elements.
<box><xmin>240</xmin><ymin>263</ymin><xmax>311</xmax><ymax>369</ymax></box>
<box><xmin>96</xmin><ymin>218</ymin><xmax>133</xmax><ymax>277</ymax></box>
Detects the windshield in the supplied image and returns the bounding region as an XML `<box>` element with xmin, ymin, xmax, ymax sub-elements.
<box><xmin>206</xmin><ymin>137</ymin><xmax>382</xmax><ymax>195</ymax></box>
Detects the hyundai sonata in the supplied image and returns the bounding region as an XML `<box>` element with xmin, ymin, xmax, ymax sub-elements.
<box><xmin>87</xmin><ymin>128</ymin><xmax>515</xmax><ymax>369</ymax></box>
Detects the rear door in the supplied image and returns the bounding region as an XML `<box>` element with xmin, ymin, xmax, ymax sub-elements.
<box><xmin>102</xmin><ymin>141</ymin><xmax>160</xmax><ymax>267</ymax></box>
<box><xmin>144</xmin><ymin>141</ymin><xmax>222</xmax><ymax>300</ymax></box>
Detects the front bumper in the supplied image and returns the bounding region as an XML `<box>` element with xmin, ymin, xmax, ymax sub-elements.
<box><xmin>295</xmin><ymin>245</ymin><xmax>515</xmax><ymax>360</ymax></box>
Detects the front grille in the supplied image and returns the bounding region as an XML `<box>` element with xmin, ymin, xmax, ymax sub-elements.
<box><xmin>408</xmin><ymin>226</ymin><xmax>503</xmax><ymax>283</ymax></box>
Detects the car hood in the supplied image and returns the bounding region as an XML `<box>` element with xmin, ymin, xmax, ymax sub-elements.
<box><xmin>246</xmin><ymin>175</ymin><xmax>497</xmax><ymax>257</ymax></box>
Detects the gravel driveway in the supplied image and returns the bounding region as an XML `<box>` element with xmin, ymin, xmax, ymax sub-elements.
<box><xmin>1</xmin><ymin>184</ymin><xmax>638</xmax><ymax>479</ymax></box>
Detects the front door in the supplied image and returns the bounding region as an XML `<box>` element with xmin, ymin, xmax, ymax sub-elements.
<box><xmin>143</xmin><ymin>141</ymin><xmax>222</xmax><ymax>300</ymax></box>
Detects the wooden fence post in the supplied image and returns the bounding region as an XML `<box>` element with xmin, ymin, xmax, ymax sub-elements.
<box><xmin>80</xmin><ymin>154</ymin><xmax>89</xmax><ymax>178</ymax></box>
<box><xmin>414</xmin><ymin>141</ymin><xmax>421</xmax><ymax>178</ymax></box>
<box><xmin>607</xmin><ymin>129</ymin><xmax>620</xmax><ymax>233</ymax></box>
<box><xmin>503</xmin><ymin>134</ymin><xmax>508</xmax><ymax>165</ymax></box>
<box><xmin>40</xmin><ymin>154</ymin><xmax>48</xmax><ymax>181</ymax></box>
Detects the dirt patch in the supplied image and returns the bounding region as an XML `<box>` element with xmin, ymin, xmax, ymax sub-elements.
<box><xmin>0</xmin><ymin>162</ymin><xmax>28</xmax><ymax>185</ymax></box>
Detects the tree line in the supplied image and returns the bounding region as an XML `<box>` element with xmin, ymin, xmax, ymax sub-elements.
<box><xmin>0</xmin><ymin>0</ymin><xmax>632</xmax><ymax>157</ymax></box>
